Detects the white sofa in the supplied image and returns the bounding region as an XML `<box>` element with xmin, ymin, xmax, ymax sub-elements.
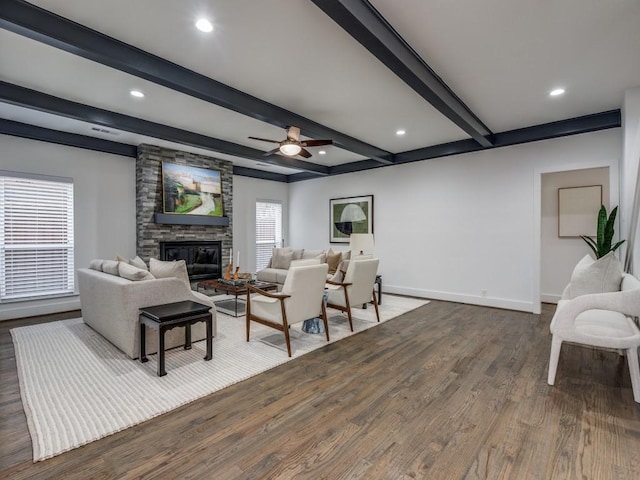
<box><xmin>256</xmin><ymin>248</ymin><xmax>329</xmax><ymax>288</ymax></box>
<box><xmin>77</xmin><ymin>267</ymin><xmax>216</xmax><ymax>359</ymax></box>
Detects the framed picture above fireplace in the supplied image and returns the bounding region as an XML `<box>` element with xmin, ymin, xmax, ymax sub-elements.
<box><xmin>162</xmin><ymin>162</ymin><xmax>224</xmax><ymax>217</ymax></box>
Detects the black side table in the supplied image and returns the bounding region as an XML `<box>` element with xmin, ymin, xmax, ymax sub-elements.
<box><xmin>139</xmin><ymin>300</ymin><xmax>213</xmax><ymax>377</ymax></box>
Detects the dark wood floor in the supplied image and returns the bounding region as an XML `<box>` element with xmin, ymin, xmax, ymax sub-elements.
<box><xmin>2</xmin><ymin>299</ymin><xmax>640</xmax><ymax>479</ymax></box>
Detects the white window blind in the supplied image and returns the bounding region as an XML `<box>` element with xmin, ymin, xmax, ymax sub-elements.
<box><xmin>0</xmin><ymin>172</ymin><xmax>74</xmax><ymax>301</ymax></box>
<box><xmin>256</xmin><ymin>200</ymin><xmax>282</xmax><ymax>271</ymax></box>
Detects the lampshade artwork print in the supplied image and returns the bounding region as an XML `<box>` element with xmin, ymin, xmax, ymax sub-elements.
<box><xmin>330</xmin><ymin>195</ymin><xmax>373</xmax><ymax>243</ymax></box>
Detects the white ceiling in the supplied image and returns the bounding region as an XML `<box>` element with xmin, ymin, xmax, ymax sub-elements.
<box><xmin>1</xmin><ymin>0</ymin><xmax>639</xmax><ymax>176</ymax></box>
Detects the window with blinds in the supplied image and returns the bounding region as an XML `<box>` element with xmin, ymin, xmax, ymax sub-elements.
<box><xmin>0</xmin><ymin>172</ymin><xmax>74</xmax><ymax>301</ymax></box>
<box><xmin>256</xmin><ymin>200</ymin><xmax>282</xmax><ymax>271</ymax></box>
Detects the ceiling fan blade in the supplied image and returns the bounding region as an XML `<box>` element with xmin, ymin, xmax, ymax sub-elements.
<box><xmin>298</xmin><ymin>148</ymin><xmax>312</xmax><ymax>158</ymax></box>
<box><xmin>263</xmin><ymin>147</ymin><xmax>280</xmax><ymax>156</ymax></box>
<box><xmin>248</xmin><ymin>136</ymin><xmax>280</xmax><ymax>144</ymax></box>
<box><xmin>300</xmin><ymin>139</ymin><xmax>333</xmax><ymax>147</ymax></box>
<box><xmin>286</xmin><ymin>126</ymin><xmax>300</xmax><ymax>142</ymax></box>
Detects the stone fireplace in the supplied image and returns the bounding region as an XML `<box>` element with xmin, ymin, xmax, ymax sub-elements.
<box><xmin>136</xmin><ymin>144</ymin><xmax>233</xmax><ymax>268</ymax></box>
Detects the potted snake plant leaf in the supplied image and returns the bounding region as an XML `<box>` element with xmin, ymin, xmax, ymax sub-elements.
<box><xmin>580</xmin><ymin>205</ymin><xmax>625</xmax><ymax>259</ymax></box>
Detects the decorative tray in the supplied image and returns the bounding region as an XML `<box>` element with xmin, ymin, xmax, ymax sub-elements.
<box><xmin>217</xmin><ymin>278</ymin><xmax>255</xmax><ymax>286</ymax></box>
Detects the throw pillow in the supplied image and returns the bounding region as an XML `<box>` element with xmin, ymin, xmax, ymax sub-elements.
<box><xmin>326</xmin><ymin>249</ymin><xmax>342</xmax><ymax>274</ymax></box>
<box><xmin>130</xmin><ymin>256</ymin><xmax>148</xmax><ymax>271</ymax></box>
<box><xmin>565</xmin><ymin>252</ymin><xmax>623</xmax><ymax>299</ymax></box>
<box><xmin>101</xmin><ymin>260</ymin><xmax>119</xmax><ymax>276</ymax></box>
<box><xmin>118</xmin><ymin>262</ymin><xmax>155</xmax><ymax>281</ymax></box>
<box><xmin>115</xmin><ymin>254</ymin><xmax>129</xmax><ymax>263</ymax></box>
<box><xmin>149</xmin><ymin>258</ymin><xmax>191</xmax><ymax>286</ymax></box>
<box><xmin>88</xmin><ymin>259</ymin><xmax>104</xmax><ymax>271</ymax></box>
<box><xmin>272</xmin><ymin>249</ymin><xmax>294</xmax><ymax>269</ymax></box>
<box><xmin>342</xmin><ymin>250</ymin><xmax>351</xmax><ymax>261</ymax></box>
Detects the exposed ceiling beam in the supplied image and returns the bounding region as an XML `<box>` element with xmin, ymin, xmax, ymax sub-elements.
<box><xmin>0</xmin><ymin>117</ymin><xmax>138</xmax><ymax>158</ymax></box>
<box><xmin>322</xmin><ymin>110</ymin><xmax>621</xmax><ymax>178</ymax></box>
<box><xmin>310</xmin><ymin>0</ymin><xmax>494</xmax><ymax>148</ymax></box>
<box><xmin>0</xmin><ymin>82</ymin><xmax>329</xmax><ymax>176</ymax></box>
<box><xmin>0</xmin><ymin>118</ymin><xmax>290</xmax><ymax>182</ymax></box>
<box><xmin>0</xmin><ymin>0</ymin><xmax>393</xmax><ymax>165</ymax></box>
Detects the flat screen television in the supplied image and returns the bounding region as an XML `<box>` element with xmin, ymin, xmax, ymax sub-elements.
<box><xmin>161</xmin><ymin>162</ymin><xmax>223</xmax><ymax>216</ymax></box>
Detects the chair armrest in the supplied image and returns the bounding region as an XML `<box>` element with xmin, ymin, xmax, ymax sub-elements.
<box><xmin>326</xmin><ymin>279</ymin><xmax>352</xmax><ymax>287</ymax></box>
<box><xmin>552</xmin><ymin>289</ymin><xmax>640</xmax><ymax>334</ymax></box>
<box><xmin>247</xmin><ymin>284</ymin><xmax>291</xmax><ymax>299</ymax></box>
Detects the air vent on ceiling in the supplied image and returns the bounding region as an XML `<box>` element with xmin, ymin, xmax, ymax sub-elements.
<box><xmin>91</xmin><ymin>126</ymin><xmax>120</xmax><ymax>136</ymax></box>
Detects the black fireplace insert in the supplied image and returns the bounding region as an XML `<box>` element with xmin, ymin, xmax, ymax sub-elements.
<box><xmin>159</xmin><ymin>241</ymin><xmax>222</xmax><ymax>281</ymax></box>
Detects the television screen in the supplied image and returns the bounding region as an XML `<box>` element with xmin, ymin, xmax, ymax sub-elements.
<box><xmin>162</xmin><ymin>162</ymin><xmax>223</xmax><ymax>216</ymax></box>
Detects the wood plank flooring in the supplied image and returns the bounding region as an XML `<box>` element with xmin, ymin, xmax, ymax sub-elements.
<box><xmin>2</xmin><ymin>299</ymin><xmax>640</xmax><ymax>479</ymax></box>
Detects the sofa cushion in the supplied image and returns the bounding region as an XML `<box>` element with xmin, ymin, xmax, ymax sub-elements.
<box><xmin>130</xmin><ymin>256</ymin><xmax>148</xmax><ymax>271</ymax></box>
<box><xmin>256</xmin><ymin>268</ymin><xmax>281</xmax><ymax>283</ymax></box>
<box><xmin>292</xmin><ymin>249</ymin><xmax>304</xmax><ymax>261</ymax></box>
<box><xmin>102</xmin><ymin>260</ymin><xmax>119</xmax><ymax>276</ymax></box>
<box><xmin>326</xmin><ymin>249</ymin><xmax>342</xmax><ymax>274</ymax></box>
<box><xmin>118</xmin><ymin>262</ymin><xmax>155</xmax><ymax>281</ymax></box>
<box><xmin>276</xmin><ymin>269</ymin><xmax>289</xmax><ymax>284</ymax></box>
<box><xmin>272</xmin><ymin>248</ymin><xmax>294</xmax><ymax>269</ymax></box>
<box><xmin>88</xmin><ymin>259</ymin><xmax>104</xmax><ymax>271</ymax></box>
<box><xmin>149</xmin><ymin>258</ymin><xmax>190</xmax><ymax>286</ymax></box>
<box><xmin>565</xmin><ymin>252</ymin><xmax>623</xmax><ymax>299</ymax></box>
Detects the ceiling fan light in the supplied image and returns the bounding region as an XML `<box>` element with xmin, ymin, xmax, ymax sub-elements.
<box><xmin>279</xmin><ymin>142</ymin><xmax>302</xmax><ymax>156</ymax></box>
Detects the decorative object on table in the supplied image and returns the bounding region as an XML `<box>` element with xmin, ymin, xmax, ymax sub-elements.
<box><xmin>349</xmin><ymin>233</ymin><xmax>375</xmax><ymax>255</ymax></box>
<box><xmin>557</xmin><ymin>185</ymin><xmax>602</xmax><ymax>237</ymax></box>
<box><xmin>302</xmin><ymin>289</ymin><xmax>330</xmax><ymax>334</ymax></box>
<box><xmin>330</xmin><ymin>195</ymin><xmax>373</xmax><ymax>243</ymax></box>
<box><xmin>579</xmin><ymin>204</ymin><xmax>625</xmax><ymax>258</ymax></box>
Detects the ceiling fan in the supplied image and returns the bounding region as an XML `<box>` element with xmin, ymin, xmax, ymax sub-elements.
<box><xmin>249</xmin><ymin>126</ymin><xmax>332</xmax><ymax>158</ymax></box>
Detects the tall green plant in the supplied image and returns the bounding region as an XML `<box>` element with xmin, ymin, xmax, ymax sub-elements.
<box><xmin>580</xmin><ymin>205</ymin><xmax>625</xmax><ymax>259</ymax></box>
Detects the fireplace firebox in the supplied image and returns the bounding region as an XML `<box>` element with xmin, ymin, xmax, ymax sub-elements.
<box><xmin>159</xmin><ymin>241</ymin><xmax>222</xmax><ymax>281</ymax></box>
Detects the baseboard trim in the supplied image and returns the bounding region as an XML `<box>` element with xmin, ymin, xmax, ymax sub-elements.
<box><xmin>540</xmin><ymin>294</ymin><xmax>561</xmax><ymax>304</ymax></box>
<box><xmin>384</xmin><ymin>285</ymin><xmax>535</xmax><ymax>313</ymax></box>
<box><xmin>0</xmin><ymin>297</ymin><xmax>81</xmax><ymax>321</ymax></box>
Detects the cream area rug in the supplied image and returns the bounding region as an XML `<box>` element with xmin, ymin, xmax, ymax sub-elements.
<box><xmin>11</xmin><ymin>295</ymin><xmax>427</xmax><ymax>462</ymax></box>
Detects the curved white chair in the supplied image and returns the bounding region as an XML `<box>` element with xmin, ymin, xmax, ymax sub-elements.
<box><xmin>246</xmin><ymin>263</ymin><xmax>329</xmax><ymax>357</ymax></box>
<box><xmin>548</xmin><ymin>274</ymin><xmax>640</xmax><ymax>403</ymax></box>
<box><xmin>326</xmin><ymin>258</ymin><xmax>380</xmax><ymax>331</ymax></box>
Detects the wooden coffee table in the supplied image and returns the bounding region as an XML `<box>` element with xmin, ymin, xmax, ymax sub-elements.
<box><xmin>199</xmin><ymin>279</ymin><xmax>278</xmax><ymax>317</ymax></box>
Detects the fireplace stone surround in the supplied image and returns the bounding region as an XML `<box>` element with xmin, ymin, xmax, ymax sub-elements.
<box><xmin>136</xmin><ymin>144</ymin><xmax>233</xmax><ymax>273</ymax></box>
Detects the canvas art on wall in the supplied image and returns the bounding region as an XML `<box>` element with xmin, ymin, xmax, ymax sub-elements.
<box><xmin>162</xmin><ymin>162</ymin><xmax>223</xmax><ymax>216</ymax></box>
<box><xmin>330</xmin><ymin>195</ymin><xmax>373</xmax><ymax>243</ymax></box>
<box><xmin>558</xmin><ymin>185</ymin><xmax>602</xmax><ymax>237</ymax></box>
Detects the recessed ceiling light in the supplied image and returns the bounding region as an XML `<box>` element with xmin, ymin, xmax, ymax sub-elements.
<box><xmin>396</xmin><ymin>129</ymin><xmax>406</xmax><ymax>136</ymax></box>
<box><xmin>196</xmin><ymin>18</ymin><xmax>213</xmax><ymax>32</ymax></box>
<box><xmin>550</xmin><ymin>88</ymin><xmax>565</xmax><ymax>97</ymax></box>
<box><xmin>319</xmin><ymin>150</ymin><xmax>326</xmax><ymax>155</ymax></box>
<box><xmin>130</xmin><ymin>90</ymin><xmax>144</xmax><ymax>98</ymax></box>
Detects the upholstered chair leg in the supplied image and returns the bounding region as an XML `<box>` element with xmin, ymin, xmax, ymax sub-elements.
<box><xmin>547</xmin><ymin>336</ymin><xmax>563</xmax><ymax>385</ymax></box>
<box><xmin>246</xmin><ymin>291</ymin><xmax>251</xmax><ymax>342</ymax></box>
<box><xmin>626</xmin><ymin>348</ymin><xmax>640</xmax><ymax>403</ymax></box>
<box><xmin>372</xmin><ymin>290</ymin><xmax>380</xmax><ymax>322</ymax></box>
<box><xmin>321</xmin><ymin>302</ymin><xmax>330</xmax><ymax>342</ymax></box>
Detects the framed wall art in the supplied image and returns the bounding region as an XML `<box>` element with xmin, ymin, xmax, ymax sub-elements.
<box><xmin>558</xmin><ymin>185</ymin><xmax>602</xmax><ymax>237</ymax></box>
<box><xmin>329</xmin><ymin>195</ymin><xmax>373</xmax><ymax>243</ymax></box>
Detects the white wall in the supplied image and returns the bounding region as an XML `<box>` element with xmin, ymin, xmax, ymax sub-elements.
<box><xmin>0</xmin><ymin>135</ymin><xmax>136</xmax><ymax>320</ymax></box>
<box><xmin>289</xmin><ymin>129</ymin><xmax>621</xmax><ymax>313</ymax></box>
<box><xmin>621</xmin><ymin>87</ymin><xmax>640</xmax><ymax>273</ymax></box>
<box><xmin>540</xmin><ymin>168</ymin><xmax>609</xmax><ymax>304</ymax></box>
<box><xmin>232</xmin><ymin>175</ymin><xmax>289</xmax><ymax>274</ymax></box>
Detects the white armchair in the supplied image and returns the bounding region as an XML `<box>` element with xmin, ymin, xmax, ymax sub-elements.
<box><xmin>246</xmin><ymin>263</ymin><xmax>329</xmax><ymax>357</ymax></box>
<box><xmin>548</xmin><ymin>273</ymin><xmax>640</xmax><ymax>403</ymax></box>
<box><xmin>326</xmin><ymin>258</ymin><xmax>380</xmax><ymax>331</ymax></box>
